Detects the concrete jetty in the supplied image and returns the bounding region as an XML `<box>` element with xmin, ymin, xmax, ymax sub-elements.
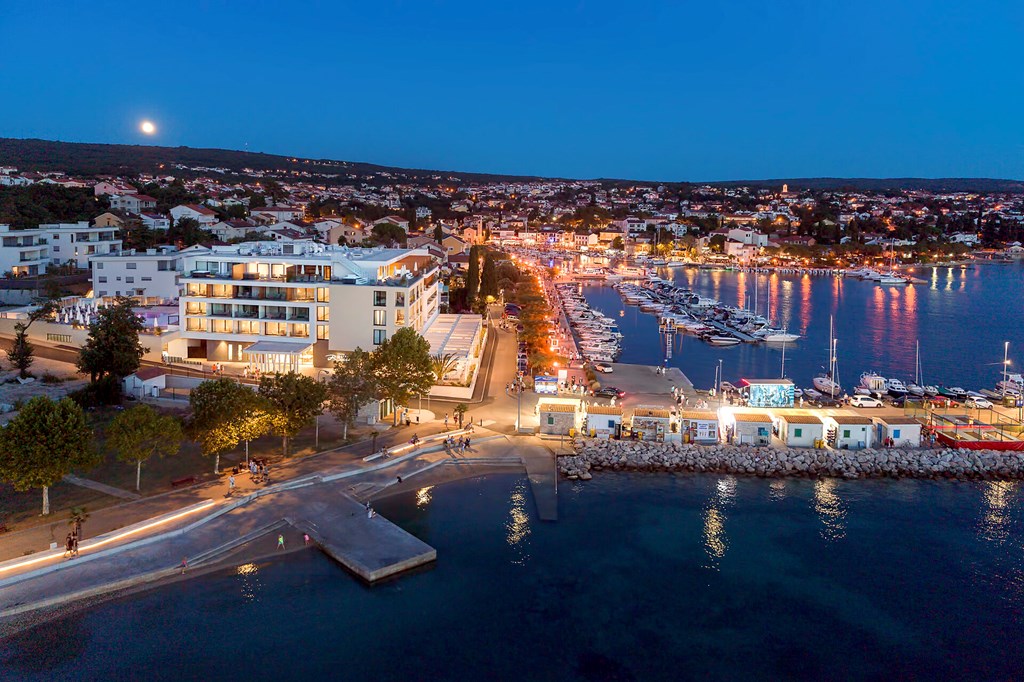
<box><xmin>293</xmin><ymin>489</ymin><xmax>435</xmax><ymax>583</ymax></box>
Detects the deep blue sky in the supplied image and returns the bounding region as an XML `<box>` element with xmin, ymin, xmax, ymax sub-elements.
<box><xmin>2</xmin><ymin>1</ymin><xmax>1023</xmax><ymax>181</ymax></box>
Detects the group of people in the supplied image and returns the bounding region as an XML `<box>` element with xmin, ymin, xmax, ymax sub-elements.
<box><xmin>241</xmin><ymin>365</ymin><xmax>263</xmax><ymax>380</ymax></box>
<box><xmin>243</xmin><ymin>459</ymin><xmax>270</xmax><ymax>483</ymax></box>
<box><xmin>64</xmin><ymin>531</ymin><xmax>80</xmax><ymax>558</ymax></box>
<box><xmin>444</xmin><ymin>434</ymin><xmax>472</xmax><ymax>455</ymax></box>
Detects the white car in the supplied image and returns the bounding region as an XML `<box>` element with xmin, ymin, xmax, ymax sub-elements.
<box><xmin>965</xmin><ymin>396</ymin><xmax>993</xmax><ymax>409</ymax></box>
<box><xmin>594</xmin><ymin>363</ymin><xmax>614</xmax><ymax>373</ymax></box>
<box><xmin>849</xmin><ymin>395</ymin><xmax>883</xmax><ymax>408</ymax></box>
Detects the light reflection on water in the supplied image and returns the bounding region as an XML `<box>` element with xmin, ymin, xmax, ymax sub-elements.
<box><xmin>235</xmin><ymin>562</ymin><xmax>261</xmax><ymax>603</ymax></box>
<box><xmin>416</xmin><ymin>486</ymin><xmax>434</xmax><ymax>508</ymax></box>
<box><xmin>769</xmin><ymin>479</ymin><xmax>787</xmax><ymax>502</ymax></box>
<box><xmin>978</xmin><ymin>481</ymin><xmax>1016</xmax><ymax>544</ymax></box>
<box><xmin>702</xmin><ymin>476</ymin><xmax>737</xmax><ymax>569</ymax></box>
<box><xmin>505</xmin><ymin>479</ymin><xmax>531</xmax><ymax>565</ymax></box>
<box><xmin>814</xmin><ymin>478</ymin><xmax>847</xmax><ymax>541</ymax></box>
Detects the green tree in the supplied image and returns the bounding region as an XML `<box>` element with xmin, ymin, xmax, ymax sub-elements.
<box><xmin>6</xmin><ymin>299</ymin><xmax>58</xmax><ymax>378</ymax></box>
<box><xmin>611</xmin><ymin>236</ymin><xmax>624</xmax><ymax>250</ymax></box>
<box><xmin>0</xmin><ymin>396</ymin><xmax>97</xmax><ymax>515</ymax></box>
<box><xmin>107</xmin><ymin>404</ymin><xmax>183</xmax><ymax>491</ymax></box>
<box><xmin>481</xmin><ymin>252</ymin><xmax>498</xmax><ymax>299</ymax></box>
<box><xmin>466</xmin><ymin>245</ymin><xmax>480</xmax><ymax>301</ymax></box>
<box><xmin>373</xmin><ymin>327</ymin><xmax>434</xmax><ymax>425</ymax></box>
<box><xmin>370</xmin><ymin>222</ymin><xmax>407</xmax><ymax>246</ymax></box>
<box><xmin>259</xmin><ymin>372</ymin><xmax>328</xmax><ymax>456</ymax></box>
<box><xmin>433</xmin><ymin>225</ymin><xmax>444</xmax><ymax>242</ymax></box>
<box><xmin>77</xmin><ymin>297</ymin><xmax>145</xmax><ymax>383</ymax></box>
<box><xmin>327</xmin><ymin>348</ymin><xmax>378</xmax><ymax>440</ymax></box>
<box><xmin>453</xmin><ymin>402</ymin><xmax>468</xmax><ymax>428</ymax></box>
<box><xmin>430</xmin><ymin>352</ymin><xmax>459</xmax><ymax>383</ymax></box>
<box><xmin>188</xmin><ymin>378</ymin><xmax>272</xmax><ymax>473</ymax></box>
<box><xmin>168</xmin><ymin>216</ymin><xmax>213</xmax><ymax>247</ymax></box>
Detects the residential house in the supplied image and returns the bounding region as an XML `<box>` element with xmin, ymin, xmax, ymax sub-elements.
<box><xmin>171</xmin><ymin>204</ymin><xmax>218</xmax><ymax>226</ymax></box>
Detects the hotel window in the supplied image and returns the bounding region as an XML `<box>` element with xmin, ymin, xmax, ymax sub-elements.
<box><xmin>98</xmin><ymin>276</ymin><xmax>107</xmax><ymax>283</ymax></box>
<box><xmin>373</xmin><ymin>310</ymin><xmax>386</xmax><ymax>326</ymax></box>
<box><xmin>395</xmin><ymin>292</ymin><xmax>405</xmax><ymax>306</ymax></box>
<box><xmin>125</xmin><ymin>277</ymin><xmax>134</xmax><ymax>283</ymax></box>
<box><xmin>127</xmin><ymin>263</ymin><xmax>136</xmax><ymax>269</ymax></box>
<box><xmin>265</xmin><ymin>322</ymin><xmax>285</xmax><ymax>336</ymax></box>
<box><xmin>395</xmin><ymin>310</ymin><xmax>405</xmax><ymax>326</ymax></box>
<box><xmin>373</xmin><ymin>290</ymin><xmax>387</xmax><ymax>306</ymax></box>
<box><xmin>373</xmin><ymin>329</ymin><xmax>387</xmax><ymax>345</ymax></box>
<box><xmin>316</xmin><ymin>288</ymin><xmax>330</xmax><ymax>302</ymax></box>
<box><xmin>317</xmin><ymin>325</ymin><xmax>327</xmax><ymax>340</ymax></box>
<box><xmin>317</xmin><ymin>306</ymin><xmax>329</xmax><ymax>322</ymax></box>
<box><xmin>96</xmin><ymin>262</ymin><xmax>103</xmax><ymax>269</ymax></box>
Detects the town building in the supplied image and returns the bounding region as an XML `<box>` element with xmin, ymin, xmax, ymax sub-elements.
<box><xmin>725</xmin><ymin>411</ymin><xmax>773</xmax><ymax>445</ymax></box>
<box><xmin>171</xmin><ymin>241</ymin><xmax>441</xmax><ymax>373</ymax></box>
<box><xmin>170</xmin><ymin>204</ymin><xmax>218</xmax><ymax>226</ymax></box>
<box><xmin>678</xmin><ymin>410</ymin><xmax>719</xmax><ymax>444</ymax></box>
<box><xmin>109</xmin><ymin>194</ymin><xmax>157</xmax><ymax>213</ymax></box>
<box><xmin>824</xmin><ymin>415</ymin><xmax>873</xmax><ymax>450</ymax></box>
<box><xmin>630</xmin><ymin>407</ymin><xmax>674</xmax><ymax>441</ymax></box>
<box><xmin>0</xmin><ymin>224</ymin><xmax>49</xmax><ymax>277</ymax></box>
<box><xmin>538</xmin><ymin>402</ymin><xmax>582</xmax><ymax>436</ymax></box>
<box><xmin>91</xmin><ymin>245</ymin><xmax>183</xmax><ymax>303</ymax></box>
<box><xmin>776</xmin><ymin>413</ymin><xmax>825</xmax><ymax>448</ymax></box>
<box><xmin>43</xmin><ymin>222</ymin><xmax>122</xmax><ymax>269</ymax></box>
<box><xmin>584</xmin><ymin>404</ymin><xmax>623</xmax><ymax>439</ymax></box>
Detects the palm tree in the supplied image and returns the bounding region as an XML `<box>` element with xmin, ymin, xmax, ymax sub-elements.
<box><xmin>431</xmin><ymin>352</ymin><xmax>459</xmax><ymax>383</ymax></box>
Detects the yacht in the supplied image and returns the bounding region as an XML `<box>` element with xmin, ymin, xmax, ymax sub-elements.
<box><xmin>878</xmin><ymin>273</ymin><xmax>908</xmax><ymax>285</ymax></box>
<box><xmin>859</xmin><ymin>372</ymin><xmax>888</xmax><ymax>394</ymax></box>
<box><xmin>813</xmin><ymin>374</ymin><xmax>842</xmax><ymax>396</ymax></box>
<box><xmin>708</xmin><ymin>336</ymin><xmax>741</xmax><ymax>346</ymax></box>
<box><xmin>906</xmin><ymin>383</ymin><xmax>925</xmax><ymax>397</ymax></box>
<box><xmin>923</xmin><ymin>385</ymin><xmax>939</xmax><ymax>396</ymax></box>
<box><xmin>886</xmin><ymin>378</ymin><xmax>909</xmax><ymax>397</ymax></box>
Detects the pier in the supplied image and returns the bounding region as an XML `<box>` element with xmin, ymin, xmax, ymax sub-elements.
<box><xmin>295</xmin><ymin>489</ymin><xmax>436</xmax><ymax>582</ymax></box>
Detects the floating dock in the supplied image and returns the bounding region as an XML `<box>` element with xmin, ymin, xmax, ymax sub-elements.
<box><xmin>294</xmin><ymin>489</ymin><xmax>436</xmax><ymax>582</ymax></box>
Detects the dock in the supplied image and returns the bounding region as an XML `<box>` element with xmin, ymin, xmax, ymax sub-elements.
<box><xmin>295</xmin><ymin>489</ymin><xmax>436</xmax><ymax>582</ymax></box>
<box><xmin>704</xmin><ymin>319</ymin><xmax>761</xmax><ymax>343</ymax></box>
<box><xmin>520</xmin><ymin>443</ymin><xmax>559</xmax><ymax>521</ymax></box>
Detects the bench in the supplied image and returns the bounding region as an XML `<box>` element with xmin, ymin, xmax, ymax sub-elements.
<box><xmin>170</xmin><ymin>475</ymin><xmax>198</xmax><ymax>488</ymax></box>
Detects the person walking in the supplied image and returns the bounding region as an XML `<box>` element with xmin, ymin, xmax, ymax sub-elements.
<box><xmin>444</xmin><ymin>413</ymin><xmax>449</xmax><ymax>430</ymax></box>
<box><xmin>180</xmin><ymin>557</ymin><xmax>188</xmax><ymax>574</ymax></box>
<box><xmin>277</xmin><ymin>534</ymin><xmax>286</xmax><ymax>550</ymax></box>
<box><xmin>304</xmin><ymin>533</ymin><xmax>311</xmax><ymax>546</ymax></box>
<box><xmin>227</xmin><ymin>475</ymin><xmax>235</xmax><ymax>497</ymax></box>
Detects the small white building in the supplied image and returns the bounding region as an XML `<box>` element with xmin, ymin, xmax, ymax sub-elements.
<box><xmin>629</xmin><ymin>407</ymin><xmax>674</xmax><ymax>442</ymax></box>
<box><xmin>824</xmin><ymin>414</ymin><xmax>874</xmax><ymax>450</ymax></box>
<box><xmin>872</xmin><ymin>416</ymin><xmax>923</xmax><ymax>448</ymax></box>
<box><xmin>538</xmin><ymin>402</ymin><xmax>582</xmax><ymax>436</ymax></box>
<box><xmin>777</xmin><ymin>413</ymin><xmax>825</xmax><ymax>448</ymax></box>
<box><xmin>585</xmin><ymin>404</ymin><xmax>623</xmax><ymax>439</ymax></box>
<box><xmin>725</xmin><ymin>411</ymin><xmax>773</xmax><ymax>445</ymax></box>
<box><xmin>679</xmin><ymin>409</ymin><xmax>719</xmax><ymax>444</ymax></box>
<box><xmin>170</xmin><ymin>204</ymin><xmax>218</xmax><ymax>226</ymax></box>
<box><xmin>91</xmin><ymin>246</ymin><xmax>182</xmax><ymax>303</ymax></box>
<box><xmin>122</xmin><ymin>367</ymin><xmax>169</xmax><ymax>399</ymax></box>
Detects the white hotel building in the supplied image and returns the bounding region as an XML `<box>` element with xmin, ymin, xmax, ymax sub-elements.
<box><xmin>172</xmin><ymin>241</ymin><xmax>441</xmax><ymax>372</ymax></box>
<box><xmin>0</xmin><ymin>222</ymin><xmax>121</xmax><ymax>276</ymax></box>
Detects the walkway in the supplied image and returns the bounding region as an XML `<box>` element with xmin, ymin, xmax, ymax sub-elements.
<box><xmin>64</xmin><ymin>474</ymin><xmax>140</xmax><ymax>501</ymax></box>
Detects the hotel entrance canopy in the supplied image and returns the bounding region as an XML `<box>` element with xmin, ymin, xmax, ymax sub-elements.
<box><xmin>242</xmin><ymin>340</ymin><xmax>312</xmax><ymax>373</ymax></box>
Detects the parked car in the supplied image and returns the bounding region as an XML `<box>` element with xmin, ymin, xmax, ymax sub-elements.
<box><xmin>849</xmin><ymin>394</ymin><xmax>883</xmax><ymax>408</ymax></box>
<box><xmin>965</xmin><ymin>396</ymin><xmax>993</xmax><ymax>409</ymax></box>
<box><xmin>594</xmin><ymin>363</ymin><xmax>613</xmax><ymax>374</ymax></box>
<box><xmin>593</xmin><ymin>386</ymin><xmax>625</xmax><ymax>399</ymax></box>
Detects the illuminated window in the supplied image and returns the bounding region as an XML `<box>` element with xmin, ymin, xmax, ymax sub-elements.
<box><xmin>373</xmin><ymin>310</ymin><xmax>386</xmax><ymax>326</ymax></box>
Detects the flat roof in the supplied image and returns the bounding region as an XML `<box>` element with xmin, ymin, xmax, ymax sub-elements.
<box><xmin>421</xmin><ymin>313</ymin><xmax>484</xmax><ymax>361</ymax></box>
<box><xmin>741</xmin><ymin>378</ymin><xmax>794</xmax><ymax>385</ymax></box>
<box><xmin>778</xmin><ymin>413</ymin><xmax>823</xmax><ymax>425</ymax></box>
<box><xmin>874</xmin><ymin>415</ymin><xmax>925</xmax><ymax>425</ymax></box>
<box><xmin>732</xmin><ymin>412</ymin><xmax>773</xmax><ymax>423</ymax></box>
<box><xmin>678</xmin><ymin>410</ymin><xmax>717</xmax><ymax>420</ymax></box>
<box><xmin>242</xmin><ymin>340</ymin><xmax>312</xmax><ymax>355</ymax></box>
<box><xmin>539</xmin><ymin>403</ymin><xmax>577</xmax><ymax>413</ymax></box>
<box><xmin>586</xmin><ymin>404</ymin><xmax>623</xmax><ymax>415</ymax></box>
<box><xmin>829</xmin><ymin>415</ymin><xmax>873</xmax><ymax>425</ymax></box>
<box><xmin>632</xmin><ymin>408</ymin><xmax>672</xmax><ymax>419</ymax></box>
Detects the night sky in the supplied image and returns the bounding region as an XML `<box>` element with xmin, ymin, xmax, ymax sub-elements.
<box><xmin>2</xmin><ymin>0</ymin><xmax>1022</xmax><ymax>180</ymax></box>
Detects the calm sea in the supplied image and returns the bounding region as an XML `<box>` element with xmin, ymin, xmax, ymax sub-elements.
<box><xmin>582</xmin><ymin>263</ymin><xmax>1023</xmax><ymax>392</ymax></box>
<box><xmin>2</xmin><ymin>473</ymin><xmax>1023</xmax><ymax>681</ymax></box>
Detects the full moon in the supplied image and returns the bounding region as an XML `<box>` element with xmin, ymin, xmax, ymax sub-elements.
<box><xmin>140</xmin><ymin>120</ymin><xmax>156</xmax><ymax>135</ymax></box>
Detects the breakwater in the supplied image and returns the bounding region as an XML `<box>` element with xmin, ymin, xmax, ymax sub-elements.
<box><xmin>559</xmin><ymin>438</ymin><xmax>1024</xmax><ymax>480</ymax></box>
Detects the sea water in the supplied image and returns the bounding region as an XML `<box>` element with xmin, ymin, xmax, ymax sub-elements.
<box><xmin>2</xmin><ymin>473</ymin><xmax>1023</xmax><ymax>681</ymax></box>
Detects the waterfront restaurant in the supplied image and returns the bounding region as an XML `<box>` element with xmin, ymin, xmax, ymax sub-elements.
<box><xmin>585</xmin><ymin>404</ymin><xmax>623</xmax><ymax>439</ymax></box>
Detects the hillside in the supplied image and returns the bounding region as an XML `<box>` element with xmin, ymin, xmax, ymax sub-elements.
<box><xmin>0</xmin><ymin>138</ymin><xmax>545</xmax><ymax>185</ymax></box>
<box><xmin>0</xmin><ymin>137</ymin><xmax>1021</xmax><ymax>193</ymax></box>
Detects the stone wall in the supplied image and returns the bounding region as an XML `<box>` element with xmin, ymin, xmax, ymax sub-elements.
<box><xmin>558</xmin><ymin>438</ymin><xmax>1024</xmax><ymax>481</ymax></box>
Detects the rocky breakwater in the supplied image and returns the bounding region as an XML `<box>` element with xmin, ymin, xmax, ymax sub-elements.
<box><xmin>558</xmin><ymin>438</ymin><xmax>1024</xmax><ymax>481</ymax></box>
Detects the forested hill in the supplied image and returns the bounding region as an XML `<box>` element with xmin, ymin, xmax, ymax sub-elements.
<box><xmin>0</xmin><ymin>138</ymin><xmax>545</xmax><ymax>184</ymax></box>
<box><xmin>0</xmin><ymin>137</ymin><xmax>1021</xmax><ymax>192</ymax></box>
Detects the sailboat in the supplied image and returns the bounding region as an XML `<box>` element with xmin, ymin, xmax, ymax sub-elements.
<box><xmin>878</xmin><ymin>239</ymin><xmax>909</xmax><ymax>286</ymax></box>
<box><xmin>759</xmin><ymin>275</ymin><xmax>801</xmax><ymax>343</ymax></box>
<box><xmin>907</xmin><ymin>340</ymin><xmax>926</xmax><ymax>396</ymax></box>
<box><xmin>813</xmin><ymin>316</ymin><xmax>842</xmax><ymax>396</ymax></box>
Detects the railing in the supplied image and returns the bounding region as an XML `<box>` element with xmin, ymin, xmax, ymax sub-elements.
<box><xmin>46</xmin><ymin>333</ymin><xmax>72</xmax><ymax>343</ymax></box>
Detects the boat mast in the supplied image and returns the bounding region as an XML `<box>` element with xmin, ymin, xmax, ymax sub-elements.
<box><xmin>781</xmin><ymin>337</ymin><xmax>787</xmax><ymax>379</ymax></box>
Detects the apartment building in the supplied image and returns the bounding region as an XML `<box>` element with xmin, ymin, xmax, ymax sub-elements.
<box><xmin>172</xmin><ymin>241</ymin><xmax>440</xmax><ymax>372</ymax></box>
<box><xmin>91</xmin><ymin>245</ymin><xmax>182</xmax><ymax>303</ymax></box>
<box><xmin>0</xmin><ymin>224</ymin><xmax>50</xmax><ymax>277</ymax></box>
<box><xmin>43</xmin><ymin>222</ymin><xmax>122</xmax><ymax>269</ymax></box>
